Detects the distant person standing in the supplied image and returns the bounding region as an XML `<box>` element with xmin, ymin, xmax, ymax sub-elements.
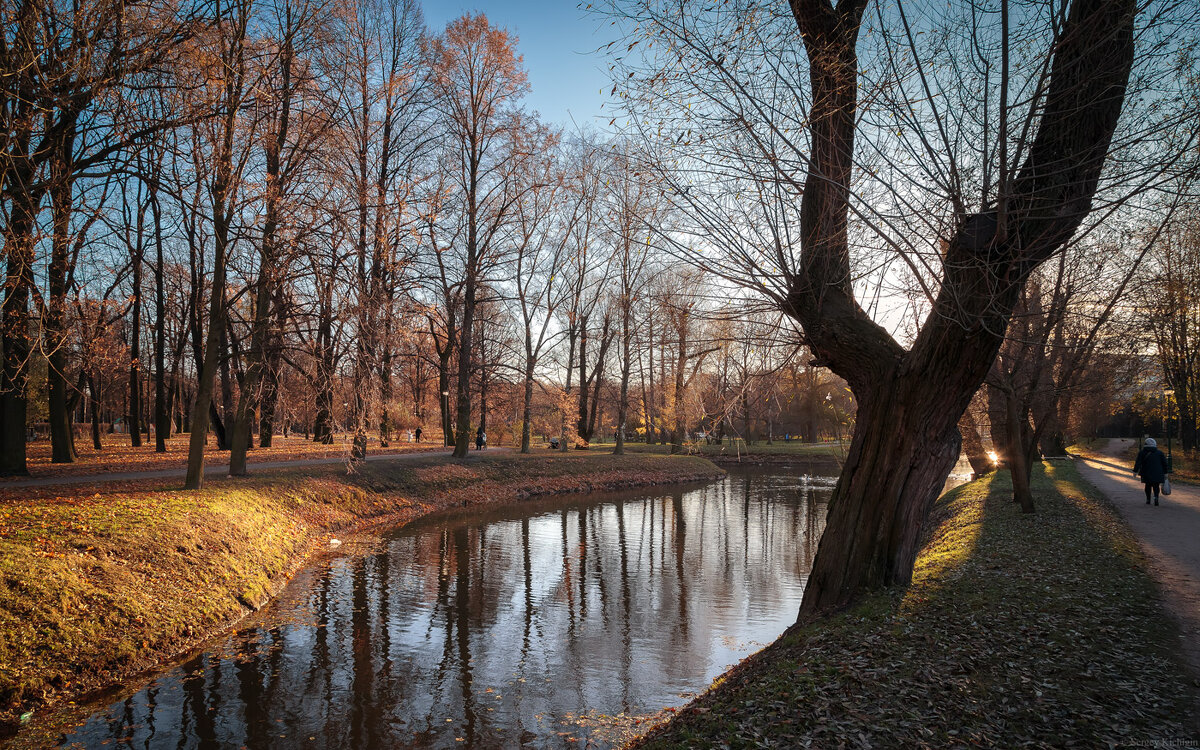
<box><xmin>414</xmin><ymin>427</ymin><xmax>422</xmax><ymax>443</ymax></box>
<box><xmin>1134</xmin><ymin>437</ymin><xmax>1170</xmax><ymax>506</ymax></box>
<box><xmin>476</xmin><ymin>426</ymin><xmax>486</xmax><ymax>451</ymax></box>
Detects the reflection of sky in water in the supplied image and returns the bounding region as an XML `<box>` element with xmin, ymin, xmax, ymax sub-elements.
<box><xmin>55</xmin><ymin>470</ymin><xmax>830</xmax><ymax>749</ymax></box>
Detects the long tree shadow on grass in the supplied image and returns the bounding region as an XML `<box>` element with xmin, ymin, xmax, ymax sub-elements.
<box><xmin>635</xmin><ymin>463</ymin><xmax>1198</xmax><ymax>749</ymax></box>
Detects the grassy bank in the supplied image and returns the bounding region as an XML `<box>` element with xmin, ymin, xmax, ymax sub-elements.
<box><xmin>0</xmin><ymin>452</ymin><xmax>721</xmax><ymax>735</ymax></box>
<box><xmin>634</xmin><ymin>461</ymin><xmax>1197</xmax><ymax>748</ymax></box>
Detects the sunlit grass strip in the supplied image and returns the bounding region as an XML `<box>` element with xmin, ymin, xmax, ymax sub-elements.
<box><xmin>636</xmin><ymin>462</ymin><xmax>1196</xmax><ymax>749</ymax></box>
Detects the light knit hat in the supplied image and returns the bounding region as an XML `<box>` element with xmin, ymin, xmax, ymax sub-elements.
<box><xmin>1145</xmin><ymin>438</ymin><xmax>1157</xmax><ymax>448</ymax></box>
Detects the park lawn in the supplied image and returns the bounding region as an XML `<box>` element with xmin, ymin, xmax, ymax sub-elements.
<box><xmin>633</xmin><ymin>461</ymin><xmax>1197</xmax><ymax>749</ymax></box>
<box><xmin>6</xmin><ymin>433</ymin><xmax>443</xmax><ymax>482</ymax></box>
<box><xmin>0</xmin><ymin>451</ymin><xmax>722</xmax><ymax>737</ymax></box>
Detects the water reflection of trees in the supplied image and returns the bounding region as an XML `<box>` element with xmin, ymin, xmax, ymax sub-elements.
<box><xmin>63</xmin><ymin>472</ymin><xmax>827</xmax><ymax>749</ymax></box>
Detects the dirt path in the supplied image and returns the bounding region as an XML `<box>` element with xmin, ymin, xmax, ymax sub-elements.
<box><xmin>1</xmin><ymin>446</ymin><xmax>510</xmax><ymax>489</ymax></box>
<box><xmin>1074</xmin><ymin>439</ymin><xmax>1200</xmax><ymax>700</ymax></box>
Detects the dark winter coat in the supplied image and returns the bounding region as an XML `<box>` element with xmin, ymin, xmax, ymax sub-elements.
<box><xmin>1134</xmin><ymin>447</ymin><xmax>1170</xmax><ymax>484</ymax></box>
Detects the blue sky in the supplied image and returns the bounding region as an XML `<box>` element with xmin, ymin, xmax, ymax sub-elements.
<box><xmin>423</xmin><ymin>2</ymin><xmax>618</xmax><ymax>132</ymax></box>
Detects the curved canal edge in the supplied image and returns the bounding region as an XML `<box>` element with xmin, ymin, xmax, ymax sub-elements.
<box><xmin>0</xmin><ymin>452</ymin><xmax>723</xmax><ymax>739</ymax></box>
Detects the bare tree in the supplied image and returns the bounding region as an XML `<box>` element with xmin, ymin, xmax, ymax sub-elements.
<box><xmin>510</xmin><ymin>144</ymin><xmax>573</xmax><ymax>453</ymax></box>
<box><xmin>426</xmin><ymin>13</ymin><xmax>532</xmax><ymax>458</ymax></box>
<box><xmin>606</xmin><ymin>142</ymin><xmax>660</xmax><ymax>455</ymax></box>
<box><xmin>184</xmin><ymin>0</ymin><xmax>258</xmax><ymax>489</ymax></box>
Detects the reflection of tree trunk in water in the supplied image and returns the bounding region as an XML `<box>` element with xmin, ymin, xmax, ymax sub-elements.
<box><xmin>743</xmin><ymin>475</ymin><xmax>751</xmax><ymax>566</ymax></box>
<box><xmin>453</xmin><ymin>526</ymin><xmax>477</xmax><ymax>745</ymax></box>
<box><xmin>312</xmin><ymin>568</ymin><xmax>334</xmax><ymax>714</ymax></box>
<box><xmin>234</xmin><ymin>630</ymin><xmax>272</xmax><ymax>748</ymax></box>
<box><xmin>521</xmin><ymin>518</ymin><xmax>533</xmax><ymax>656</ymax></box>
<box><xmin>183</xmin><ymin>654</ymin><xmax>217</xmax><ymax>742</ymax></box>
<box><xmin>589</xmin><ymin>507</ymin><xmax>608</xmax><ymax>612</ymax></box>
<box><xmin>561</xmin><ymin>510</ymin><xmax>576</xmax><ymax>636</ymax></box>
<box><xmin>672</xmin><ymin>492</ymin><xmax>688</xmax><ymax>640</ymax></box>
<box><xmin>349</xmin><ymin>556</ymin><xmax>375</xmax><ymax>748</ymax></box>
<box><xmin>577</xmin><ymin>511</ymin><xmax>588</xmax><ymax>620</ymax></box>
<box><xmin>616</xmin><ymin>501</ymin><xmax>632</xmax><ymax>706</ymax></box>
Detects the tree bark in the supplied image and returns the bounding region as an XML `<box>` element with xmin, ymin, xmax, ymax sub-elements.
<box><xmin>128</xmin><ymin>212</ymin><xmax>144</xmax><ymax>449</ymax></box>
<box><xmin>47</xmin><ymin>133</ymin><xmax>78</xmax><ymax>464</ymax></box>
<box><xmin>152</xmin><ymin>184</ymin><xmax>169</xmax><ymax>452</ymax></box>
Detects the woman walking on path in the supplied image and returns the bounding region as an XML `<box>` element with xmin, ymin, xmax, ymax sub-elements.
<box><xmin>1134</xmin><ymin>438</ymin><xmax>1171</xmax><ymax>506</ymax></box>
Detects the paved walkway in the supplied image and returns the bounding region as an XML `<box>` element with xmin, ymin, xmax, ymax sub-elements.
<box><xmin>0</xmin><ymin>447</ymin><xmax>511</xmax><ymax>489</ymax></box>
<box><xmin>1073</xmin><ymin>438</ymin><xmax>1200</xmax><ymax>699</ymax></box>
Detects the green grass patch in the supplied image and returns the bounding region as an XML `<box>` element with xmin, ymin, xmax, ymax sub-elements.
<box><xmin>636</xmin><ymin>462</ymin><xmax>1197</xmax><ymax>748</ymax></box>
<box><xmin>0</xmin><ymin>452</ymin><xmax>720</xmax><ymax>734</ymax></box>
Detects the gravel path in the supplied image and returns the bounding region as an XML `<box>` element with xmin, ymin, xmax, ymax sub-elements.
<box><xmin>1074</xmin><ymin>438</ymin><xmax>1200</xmax><ymax>704</ymax></box>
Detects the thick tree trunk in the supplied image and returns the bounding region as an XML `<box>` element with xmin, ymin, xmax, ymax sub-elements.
<box><xmin>259</xmin><ymin>295</ymin><xmax>285</xmax><ymax>448</ymax></box>
<box><xmin>87</xmin><ymin>372</ymin><xmax>103</xmax><ymax>450</ymax></box>
<box><xmin>0</xmin><ymin>185</ymin><xmax>37</xmax><ymax>477</ymax></box>
<box><xmin>1004</xmin><ymin>391</ymin><xmax>1037</xmax><ymax>513</ymax></box>
<box><xmin>452</xmin><ymin>278</ymin><xmax>475</xmax><ymax>459</ymax></box>
<box><xmin>129</xmin><ymin>242</ymin><xmax>144</xmax><ymax>448</ymax></box>
<box><xmin>438</xmin><ymin>353</ymin><xmax>454</xmax><ymax>447</ymax></box>
<box><xmin>521</xmin><ymin>358</ymin><xmax>534</xmax><ymax>454</ymax></box>
<box><xmin>799</xmin><ymin>375</ymin><xmax>964</xmax><ymax>617</ymax></box>
<box><xmin>153</xmin><ymin>191</ymin><xmax>169</xmax><ymax>452</ymax></box>
<box><xmin>47</xmin><ymin>154</ymin><xmax>77</xmax><ymax>464</ymax></box>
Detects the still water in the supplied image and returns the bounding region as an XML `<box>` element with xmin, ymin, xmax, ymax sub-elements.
<box><xmin>57</xmin><ymin>468</ymin><xmax>832</xmax><ymax>749</ymax></box>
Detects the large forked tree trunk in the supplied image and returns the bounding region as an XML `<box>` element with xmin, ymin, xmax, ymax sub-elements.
<box><xmin>788</xmin><ymin>0</ymin><xmax>1134</xmax><ymax>620</ymax></box>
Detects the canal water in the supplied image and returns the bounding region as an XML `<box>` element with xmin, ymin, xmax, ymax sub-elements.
<box><xmin>52</xmin><ymin>468</ymin><xmax>835</xmax><ymax>749</ymax></box>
